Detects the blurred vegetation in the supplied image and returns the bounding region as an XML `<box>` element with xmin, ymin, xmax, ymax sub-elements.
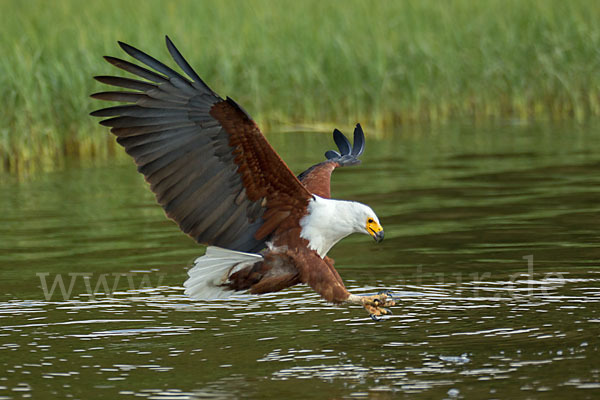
<box><xmin>1</xmin><ymin>0</ymin><xmax>600</xmax><ymax>173</ymax></box>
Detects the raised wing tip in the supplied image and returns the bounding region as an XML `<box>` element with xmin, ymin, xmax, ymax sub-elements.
<box><xmin>352</xmin><ymin>123</ymin><xmax>365</xmax><ymax>156</ymax></box>
<box><xmin>325</xmin><ymin>124</ymin><xmax>366</xmax><ymax>164</ymax></box>
<box><xmin>117</xmin><ymin>41</ymin><xmax>141</xmax><ymax>58</ymax></box>
<box><xmin>103</xmin><ymin>56</ymin><xmax>124</xmax><ymax>67</ymax></box>
<box><xmin>332</xmin><ymin>128</ymin><xmax>352</xmax><ymax>155</ymax></box>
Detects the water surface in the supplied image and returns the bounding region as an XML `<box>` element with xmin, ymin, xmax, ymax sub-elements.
<box><xmin>1</xmin><ymin>120</ymin><xmax>599</xmax><ymax>399</ymax></box>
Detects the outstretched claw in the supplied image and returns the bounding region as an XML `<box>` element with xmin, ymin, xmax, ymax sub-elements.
<box><xmin>348</xmin><ymin>292</ymin><xmax>396</xmax><ymax>321</ymax></box>
<box><xmin>368</xmin><ymin>307</ymin><xmax>393</xmax><ymax>321</ymax></box>
<box><xmin>378</xmin><ymin>289</ymin><xmax>394</xmax><ymax>300</ymax></box>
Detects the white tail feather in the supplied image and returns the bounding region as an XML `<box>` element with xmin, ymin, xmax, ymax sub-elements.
<box><xmin>184</xmin><ymin>246</ymin><xmax>263</xmax><ymax>299</ymax></box>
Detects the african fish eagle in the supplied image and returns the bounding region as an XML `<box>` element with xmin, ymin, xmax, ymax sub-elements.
<box><xmin>91</xmin><ymin>36</ymin><xmax>395</xmax><ymax>319</ymax></box>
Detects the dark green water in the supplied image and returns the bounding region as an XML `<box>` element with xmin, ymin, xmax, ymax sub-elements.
<box><xmin>1</xmin><ymin>121</ymin><xmax>599</xmax><ymax>399</ymax></box>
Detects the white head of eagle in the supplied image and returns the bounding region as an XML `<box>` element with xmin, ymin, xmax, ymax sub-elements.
<box><xmin>300</xmin><ymin>195</ymin><xmax>384</xmax><ymax>257</ymax></box>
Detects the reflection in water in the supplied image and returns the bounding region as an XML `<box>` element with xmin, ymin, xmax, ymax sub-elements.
<box><xmin>1</xmin><ymin>121</ymin><xmax>600</xmax><ymax>398</ymax></box>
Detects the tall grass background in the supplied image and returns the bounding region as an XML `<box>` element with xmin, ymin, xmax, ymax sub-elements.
<box><xmin>1</xmin><ymin>0</ymin><xmax>600</xmax><ymax>173</ymax></box>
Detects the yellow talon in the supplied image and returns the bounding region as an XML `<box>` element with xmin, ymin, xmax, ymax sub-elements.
<box><xmin>358</xmin><ymin>293</ymin><xmax>395</xmax><ymax>320</ymax></box>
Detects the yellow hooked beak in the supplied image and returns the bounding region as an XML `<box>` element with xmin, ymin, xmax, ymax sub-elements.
<box><xmin>366</xmin><ymin>218</ymin><xmax>384</xmax><ymax>243</ymax></box>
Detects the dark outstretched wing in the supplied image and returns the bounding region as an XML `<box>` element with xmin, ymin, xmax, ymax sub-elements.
<box><xmin>91</xmin><ymin>36</ymin><xmax>312</xmax><ymax>252</ymax></box>
<box><xmin>297</xmin><ymin>124</ymin><xmax>365</xmax><ymax>198</ymax></box>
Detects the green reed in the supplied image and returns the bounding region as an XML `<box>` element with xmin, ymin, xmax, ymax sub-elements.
<box><xmin>1</xmin><ymin>0</ymin><xmax>599</xmax><ymax>173</ymax></box>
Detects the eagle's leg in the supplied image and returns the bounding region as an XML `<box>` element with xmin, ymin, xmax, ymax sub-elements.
<box><xmin>347</xmin><ymin>292</ymin><xmax>395</xmax><ymax>320</ymax></box>
<box><xmin>293</xmin><ymin>250</ymin><xmax>396</xmax><ymax>319</ymax></box>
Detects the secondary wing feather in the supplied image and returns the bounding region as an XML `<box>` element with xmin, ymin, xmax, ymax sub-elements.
<box><xmin>92</xmin><ymin>36</ymin><xmax>312</xmax><ymax>252</ymax></box>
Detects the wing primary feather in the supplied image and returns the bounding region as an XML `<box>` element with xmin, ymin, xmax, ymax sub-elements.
<box><xmin>99</xmin><ymin>115</ymin><xmax>186</xmax><ymax>129</ymax></box>
<box><xmin>116</xmin><ymin>124</ymin><xmax>196</xmax><ymax>148</ymax></box>
<box><xmin>118</xmin><ymin>41</ymin><xmax>191</xmax><ymax>85</ymax></box>
<box><xmin>352</xmin><ymin>123</ymin><xmax>365</xmax><ymax>156</ymax></box>
<box><xmin>138</xmin><ymin>97</ymin><xmax>191</xmax><ymax>108</ymax></box>
<box><xmin>90</xmin><ymin>91</ymin><xmax>144</xmax><ymax>103</ymax></box>
<box><xmin>165</xmin><ymin>36</ymin><xmax>218</xmax><ymax>96</ymax></box>
<box><xmin>90</xmin><ymin>105</ymin><xmax>136</xmax><ymax>117</ymax></box>
<box><xmin>103</xmin><ymin>56</ymin><xmax>169</xmax><ymax>83</ymax></box>
<box><xmin>125</xmin><ymin>126</ymin><xmax>200</xmax><ymax>162</ymax></box>
<box><xmin>111</xmin><ymin>121</ymin><xmax>196</xmax><ymax>137</ymax></box>
<box><xmin>325</xmin><ymin>150</ymin><xmax>341</xmax><ymax>160</ymax></box>
<box><xmin>91</xmin><ymin>105</ymin><xmax>188</xmax><ymax>118</ymax></box>
<box><xmin>94</xmin><ymin>76</ymin><xmax>156</xmax><ymax>91</ymax></box>
<box><xmin>333</xmin><ymin>129</ymin><xmax>352</xmax><ymax>155</ymax></box>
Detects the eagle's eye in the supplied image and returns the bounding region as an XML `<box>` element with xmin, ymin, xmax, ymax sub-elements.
<box><xmin>367</xmin><ymin>218</ymin><xmax>374</xmax><ymax>223</ymax></box>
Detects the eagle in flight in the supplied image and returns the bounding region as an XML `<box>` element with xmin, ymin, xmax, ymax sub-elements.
<box><xmin>91</xmin><ymin>36</ymin><xmax>395</xmax><ymax>319</ymax></box>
